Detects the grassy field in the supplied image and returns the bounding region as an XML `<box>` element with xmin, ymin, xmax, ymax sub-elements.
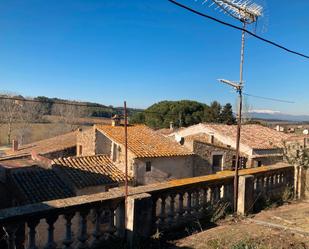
<box><xmin>0</xmin><ymin>115</ymin><xmax>111</xmax><ymax>146</ymax></box>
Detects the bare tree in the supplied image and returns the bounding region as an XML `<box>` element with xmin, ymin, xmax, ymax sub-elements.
<box><xmin>17</xmin><ymin>101</ymin><xmax>44</xmax><ymax>145</ymax></box>
<box><xmin>0</xmin><ymin>93</ymin><xmax>45</xmax><ymax>145</ymax></box>
<box><xmin>283</xmin><ymin>141</ymin><xmax>309</xmax><ymax>169</ymax></box>
<box><xmin>51</xmin><ymin>103</ymin><xmax>86</xmax><ymax>130</ymax></box>
<box><xmin>0</xmin><ymin>96</ymin><xmax>23</xmax><ymax>144</ymax></box>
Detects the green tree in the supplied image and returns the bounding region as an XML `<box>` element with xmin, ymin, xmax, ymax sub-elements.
<box><xmin>204</xmin><ymin>101</ymin><xmax>222</xmax><ymax>123</ymax></box>
<box><xmin>220</xmin><ymin>103</ymin><xmax>236</xmax><ymax>124</ymax></box>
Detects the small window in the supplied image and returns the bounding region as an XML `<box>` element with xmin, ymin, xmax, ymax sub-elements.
<box><xmin>257</xmin><ymin>161</ymin><xmax>262</xmax><ymax>167</ymax></box>
<box><xmin>146</xmin><ymin>161</ymin><xmax>152</xmax><ymax>172</ymax></box>
<box><xmin>232</xmin><ymin>156</ymin><xmax>236</xmax><ymax>169</ymax></box>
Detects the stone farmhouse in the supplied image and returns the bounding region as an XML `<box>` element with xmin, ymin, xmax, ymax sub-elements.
<box><xmin>77</xmin><ymin>122</ymin><xmax>194</xmax><ymax>185</ymax></box>
<box><xmin>169</xmin><ymin>123</ymin><xmax>291</xmax><ymax>173</ymax></box>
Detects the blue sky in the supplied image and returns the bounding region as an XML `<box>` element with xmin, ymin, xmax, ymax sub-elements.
<box><xmin>0</xmin><ymin>0</ymin><xmax>308</xmax><ymax>114</ymax></box>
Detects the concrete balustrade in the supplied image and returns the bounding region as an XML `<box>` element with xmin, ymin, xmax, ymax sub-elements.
<box><xmin>0</xmin><ymin>164</ymin><xmax>296</xmax><ymax>248</ymax></box>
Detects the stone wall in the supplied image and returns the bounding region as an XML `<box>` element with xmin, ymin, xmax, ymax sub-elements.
<box><xmin>77</xmin><ymin>128</ymin><xmax>112</xmax><ymax>157</ymax></box>
<box><xmin>191</xmin><ymin>140</ymin><xmax>235</xmax><ymax>175</ymax></box>
<box><xmin>95</xmin><ymin>130</ymin><xmax>112</xmax><ymax>155</ymax></box>
<box><xmin>77</xmin><ymin>127</ymin><xmax>96</xmax><ymax>156</ymax></box>
<box><xmin>133</xmin><ymin>156</ymin><xmax>194</xmax><ymax>185</ymax></box>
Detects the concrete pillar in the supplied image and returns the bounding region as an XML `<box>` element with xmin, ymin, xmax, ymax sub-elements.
<box><xmin>126</xmin><ymin>193</ymin><xmax>153</xmax><ymax>247</ymax></box>
<box><xmin>237</xmin><ymin>175</ymin><xmax>254</xmax><ymax>215</ymax></box>
<box><xmin>298</xmin><ymin>166</ymin><xmax>308</xmax><ymax>200</ymax></box>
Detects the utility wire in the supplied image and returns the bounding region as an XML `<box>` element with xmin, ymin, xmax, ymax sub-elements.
<box><xmin>243</xmin><ymin>93</ymin><xmax>295</xmax><ymax>104</ymax></box>
<box><xmin>168</xmin><ymin>0</ymin><xmax>309</xmax><ymax>60</ymax></box>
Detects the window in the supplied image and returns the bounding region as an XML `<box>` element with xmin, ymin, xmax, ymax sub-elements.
<box><xmin>257</xmin><ymin>160</ymin><xmax>262</xmax><ymax>167</ymax></box>
<box><xmin>146</xmin><ymin>161</ymin><xmax>152</xmax><ymax>172</ymax></box>
<box><xmin>232</xmin><ymin>156</ymin><xmax>236</xmax><ymax>169</ymax></box>
<box><xmin>212</xmin><ymin>154</ymin><xmax>223</xmax><ymax>171</ymax></box>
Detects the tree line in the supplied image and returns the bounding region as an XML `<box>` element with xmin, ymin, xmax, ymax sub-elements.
<box><xmin>131</xmin><ymin>100</ymin><xmax>236</xmax><ymax>129</ymax></box>
<box><xmin>0</xmin><ymin>93</ymin><xmax>140</xmax><ymax>144</ymax></box>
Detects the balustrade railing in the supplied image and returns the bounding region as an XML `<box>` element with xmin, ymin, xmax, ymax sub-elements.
<box><xmin>0</xmin><ymin>192</ymin><xmax>124</xmax><ymax>249</ymax></box>
<box><xmin>0</xmin><ymin>164</ymin><xmax>295</xmax><ymax>248</ymax></box>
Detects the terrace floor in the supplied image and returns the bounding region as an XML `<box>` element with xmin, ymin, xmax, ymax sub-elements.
<box><xmin>169</xmin><ymin>201</ymin><xmax>309</xmax><ymax>249</ymax></box>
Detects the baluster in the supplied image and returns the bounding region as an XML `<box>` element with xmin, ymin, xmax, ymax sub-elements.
<box><xmin>158</xmin><ymin>196</ymin><xmax>166</xmax><ymax>227</ymax></box>
<box><xmin>186</xmin><ymin>191</ymin><xmax>192</xmax><ymax>217</ymax></box>
<box><xmin>77</xmin><ymin>209</ymin><xmax>89</xmax><ymax>249</ymax></box>
<box><xmin>223</xmin><ymin>183</ymin><xmax>232</xmax><ymax>203</ymax></box>
<box><xmin>276</xmin><ymin>173</ymin><xmax>280</xmax><ymax>186</ymax></box>
<box><xmin>91</xmin><ymin>207</ymin><xmax>103</xmax><ymax>248</ymax></box>
<box><xmin>212</xmin><ymin>186</ymin><xmax>219</xmax><ymax>204</ymax></box>
<box><xmin>269</xmin><ymin>174</ymin><xmax>274</xmax><ymax>190</ymax></box>
<box><xmin>3</xmin><ymin>223</ymin><xmax>19</xmax><ymax>249</ymax></box>
<box><xmin>44</xmin><ymin>216</ymin><xmax>58</xmax><ymax>249</ymax></box>
<box><xmin>263</xmin><ymin>176</ymin><xmax>268</xmax><ymax>195</ymax></box>
<box><xmin>280</xmin><ymin>172</ymin><xmax>284</xmax><ymax>185</ymax></box>
<box><xmin>152</xmin><ymin>197</ymin><xmax>159</xmax><ymax>233</ymax></box>
<box><xmin>177</xmin><ymin>193</ymin><xmax>184</xmax><ymax>219</ymax></box>
<box><xmin>202</xmin><ymin>187</ymin><xmax>208</xmax><ymax>211</ymax></box>
<box><xmin>27</xmin><ymin>219</ymin><xmax>40</xmax><ymax>249</ymax></box>
<box><xmin>167</xmin><ymin>194</ymin><xmax>176</xmax><ymax>225</ymax></box>
<box><xmin>107</xmin><ymin>207</ymin><xmax>116</xmax><ymax>235</ymax></box>
<box><xmin>63</xmin><ymin>213</ymin><xmax>74</xmax><ymax>249</ymax></box>
<box><xmin>194</xmin><ymin>190</ymin><xmax>200</xmax><ymax>214</ymax></box>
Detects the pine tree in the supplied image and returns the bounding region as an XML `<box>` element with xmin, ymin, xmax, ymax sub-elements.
<box><xmin>220</xmin><ymin>103</ymin><xmax>236</xmax><ymax>124</ymax></box>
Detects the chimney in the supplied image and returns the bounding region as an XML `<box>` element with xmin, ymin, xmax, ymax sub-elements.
<box><xmin>12</xmin><ymin>140</ymin><xmax>18</xmax><ymax>152</ymax></box>
<box><xmin>169</xmin><ymin>121</ymin><xmax>174</xmax><ymax>131</ymax></box>
<box><xmin>111</xmin><ymin>114</ymin><xmax>121</xmax><ymax>127</ymax></box>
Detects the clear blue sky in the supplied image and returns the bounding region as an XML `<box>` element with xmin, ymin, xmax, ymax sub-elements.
<box><xmin>0</xmin><ymin>0</ymin><xmax>308</xmax><ymax>114</ymax></box>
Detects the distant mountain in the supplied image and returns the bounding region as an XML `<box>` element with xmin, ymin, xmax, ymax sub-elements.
<box><xmin>248</xmin><ymin>110</ymin><xmax>309</xmax><ymax>122</ymax></box>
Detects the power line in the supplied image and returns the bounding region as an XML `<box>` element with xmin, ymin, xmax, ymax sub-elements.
<box><xmin>243</xmin><ymin>93</ymin><xmax>295</xmax><ymax>104</ymax></box>
<box><xmin>168</xmin><ymin>0</ymin><xmax>309</xmax><ymax>60</ymax></box>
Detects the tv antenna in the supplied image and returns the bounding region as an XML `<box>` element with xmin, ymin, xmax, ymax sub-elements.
<box><xmin>200</xmin><ymin>0</ymin><xmax>263</xmax><ymax>23</ymax></box>
<box><xmin>207</xmin><ymin>0</ymin><xmax>263</xmax><ymax>213</ymax></box>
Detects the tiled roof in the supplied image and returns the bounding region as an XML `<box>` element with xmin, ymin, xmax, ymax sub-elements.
<box><xmin>9</xmin><ymin>166</ymin><xmax>75</xmax><ymax>205</ymax></box>
<box><xmin>52</xmin><ymin>155</ymin><xmax>129</xmax><ymax>189</ymax></box>
<box><xmin>285</xmin><ymin>134</ymin><xmax>309</xmax><ymax>142</ymax></box>
<box><xmin>3</xmin><ymin>131</ymin><xmax>77</xmax><ymax>158</ymax></box>
<box><xmin>96</xmin><ymin>124</ymin><xmax>193</xmax><ymax>158</ymax></box>
<box><xmin>156</xmin><ymin>127</ymin><xmax>185</xmax><ymax>136</ymax></box>
<box><xmin>0</xmin><ymin>158</ymin><xmax>40</xmax><ymax>169</ymax></box>
<box><xmin>201</xmin><ymin>124</ymin><xmax>290</xmax><ymax>150</ymax></box>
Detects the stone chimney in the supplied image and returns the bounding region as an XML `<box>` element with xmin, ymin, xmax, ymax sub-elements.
<box><xmin>111</xmin><ymin>114</ymin><xmax>121</xmax><ymax>127</ymax></box>
<box><xmin>12</xmin><ymin>140</ymin><xmax>18</xmax><ymax>152</ymax></box>
<box><xmin>169</xmin><ymin>121</ymin><xmax>174</xmax><ymax>131</ymax></box>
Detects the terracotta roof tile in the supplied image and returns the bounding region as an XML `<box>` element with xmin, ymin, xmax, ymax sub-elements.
<box><xmin>9</xmin><ymin>166</ymin><xmax>75</xmax><ymax>205</ymax></box>
<box><xmin>3</xmin><ymin>131</ymin><xmax>77</xmax><ymax>158</ymax></box>
<box><xmin>201</xmin><ymin>124</ymin><xmax>290</xmax><ymax>150</ymax></box>
<box><xmin>52</xmin><ymin>155</ymin><xmax>130</xmax><ymax>189</ymax></box>
<box><xmin>96</xmin><ymin>124</ymin><xmax>193</xmax><ymax>158</ymax></box>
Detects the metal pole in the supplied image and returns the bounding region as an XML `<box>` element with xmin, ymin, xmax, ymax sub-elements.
<box><xmin>124</xmin><ymin>101</ymin><xmax>128</xmax><ymax>198</ymax></box>
<box><xmin>234</xmin><ymin>21</ymin><xmax>246</xmax><ymax>213</ymax></box>
<box><xmin>124</xmin><ymin>101</ymin><xmax>128</xmax><ymax>238</ymax></box>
